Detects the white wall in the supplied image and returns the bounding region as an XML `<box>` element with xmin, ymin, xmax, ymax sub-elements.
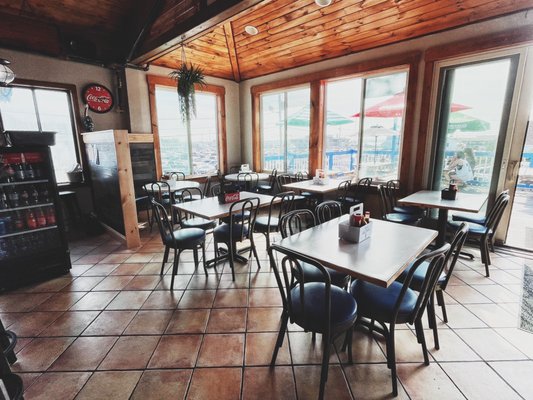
<box><xmin>238</xmin><ymin>11</ymin><xmax>533</xmax><ymax>188</ymax></box>
<box><xmin>125</xmin><ymin>65</ymin><xmax>242</xmax><ymax>168</ymax></box>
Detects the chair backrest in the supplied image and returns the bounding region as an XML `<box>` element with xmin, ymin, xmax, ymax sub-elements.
<box><xmin>439</xmin><ymin>222</ymin><xmax>469</xmax><ymax>290</ymax></box>
<box><xmin>337</xmin><ymin>180</ymin><xmax>351</xmax><ymax>202</ymax></box>
<box><xmin>396</xmin><ymin>244</ymin><xmax>450</xmax><ymax>324</ymax></box>
<box><xmin>203</xmin><ymin>176</ymin><xmax>212</xmax><ymax>196</ymax></box>
<box><xmin>295</xmin><ymin>171</ymin><xmax>308</xmax><ymax>182</ymax></box>
<box><xmin>269</xmin><ymin>244</ymin><xmax>332</xmax><ymax>331</ymax></box>
<box><xmin>180</xmin><ymin>187</ymin><xmax>203</xmax><ymax>201</ymax></box>
<box><xmin>315</xmin><ymin>200</ymin><xmax>343</xmax><ymax>223</ymax></box>
<box><xmin>385</xmin><ymin>179</ymin><xmax>401</xmax><ymax>207</ymax></box>
<box><xmin>276</xmin><ymin>174</ymin><xmax>292</xmax><ymax>190</ymax></box>
<box><xmin>279</xmin><ymin>209</ymin><xmax>316</xmax><ymax>238</ymax></box>
<box><xmin>229</xmin><ymin>165</ymin><xmax>240</xmax><ymax>174</ymax></box>
<box><xmin>237</xmin><ymin>172</ymin><xmax>259</xmax><ymax>191</ymax></box>
<box><xmin>150</xmin><ymin>198</ymin><xmax>175</xmax><ymax>246</ymax></box>
<box><xmin>484</xmin><ymin>193</ymin><xmax>510</xmax><ymax>233</ymax></box>
<box><xmin>211</xmin><ymin>183</ymin><xmax>222</xmax><ymax>197</ymax></box>
<box><xmin>228</xmin><ymin>197</ymin><xmax>260</xmax><ymax>242</ymax></box>
<box><xmin>169</xmin><ymin>172</ymin><xmax>185</xmax><ymax>181</ymax></box>
<box><xmin>377</xmin><ymin>185</ymin><xmax>392</xmax><ymax>218</ymax></box>
<box><xmin>265</xmin><ymin>191</ymin><xmax>295</xmax><ymax>230</ymax></box>
<box><xmin>269</xmin><ymin>169</ymin><xmax>278</xmax><ymax>191</ymax></box>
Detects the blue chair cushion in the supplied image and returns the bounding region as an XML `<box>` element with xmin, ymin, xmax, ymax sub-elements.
<box><xmin>254</xmin><ymin>216</ymin><xmax>279</xmax><ymax>232</ymax></box>
<box><xmin>293</xmin><ymin>195</ymin><xmax>307</xmax><ymax>202</ymax></box>
<box><xmin>164</xmin><ymin>227</ymin><xmax>205</xmax><ymax>248</ymax></box>
<box><xmin>350</xmin><ymin>280</ymin><xmax>418</xmax><ymax>324</ymax></box>
<box><xmin>386</xmin><ymin>213</ymin><xmax>419</xmax><ymax>224</ymax></box>
<box><xmin>396</xmin><ymin>260</ymin><xmax>446</xmax><ymax>292</ymax></box>
<box><xmin>448</xmin><ymin>220</ymin><xmax>489</xmax><ymax>236</ymax></box>
<box><xmin>221</xmin><ymin>211</ymin><xmax>251</xmax><ymax>224</ymax></box>
<box><xmin>214</xmin><ymin>223</ymin><xmax>249</xmax><ymax>242</ymax></box>
<box><xmin>257</xmin><ymin>184</ymin><xmax>272</xmax><ymax>191</ymax></box>
<box><xmin>393</xmin><ymin>205</ymin><xmax>424</xmax><ymax>215</ymax></box>
<box><xmin>182</xmin><ymin>217</ymin><xmax>216</xmax><ymax>231</ymax></box>
<box><xmin>337</xmin><ymin>196</ymin><xmax>363</xmax><ymax>205</ymax></box>
<box><xmin>290</xmin><ymin>282</ymin><xmax>357</xmax><ymax>334</ymax></box>
<box><xmin>452</xmin><ymin>212</ymin><xmax>486</xmax><ymax>225</ymax></box>
<box><xmin>294</xmin><ymin>261</ymin><xmax>349</xmax><ymax>288</ymax></box>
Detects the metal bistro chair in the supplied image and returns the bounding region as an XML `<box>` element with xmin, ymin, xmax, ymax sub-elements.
<box><xmin>147</xmin><ymin>181</ymin><xmax>174</xmax><ymax>228</ymax></box>
<box><xmin>177</xmin><ymin>187</ymin><xmax>204</xmax><ymax>203</ymax></box>
<box><xmin>397</xmin><ymin>222</ymin><xmax>469</xmax><ymax>349</ymax></box>
<box><xmin>213</xmin><ymin>197</ymin><xmax>261</xmax><ymax>280</ymax></box>
<box><xmin>315</xmin><ymin>200</ymin><xmax>343</xmax><ymax>223</ymax></box>
<box><xmin>269</xmin><ymin>245</ymin><xmax>357</xmax><ymax>400</ymax></box>
<box><xmin>257</xmin><ymin>169</ymin><xmax>278</xmax><ymax>194</ymax></box>
<box><xmin>237</xmin><ymin>172</ymin><xmax>259</xmax><ymax>192</ymax></box>
<box><xmin>377</xmin><ymin>184</ymin><xmax>420</xmax><ymax>224</ymax></box>
<box><xmin>174</xmin><ymin>188</ymin><xmax>216</xmax><ymax>231</ymax></box>
<box><xmin>280</xmin><ymin>209</ymin><xmax>350</xmax><ymax>289</ymax></box>
<box><xmin>350</xmin><ymin>244</ymin><xmax>449</xmax><ymax>397</ymax></box>
<box><xmin>448</xmin><ymin>192</ymin><xmax>510</xmax><ymax>277</ymax></box>
<box><xmin>277</xmin><ymin>174</ymin><xmax>307</xmax><ymax>208</ymax></box>
<box><xmin>210</xmin><ymin>183</ymin><xmax>222</xmax><ymax>197</ymax></box>
<box><xmin>337</xmin><ymin>177</ymin><xmax>372</xmax><ymax>212</ymax></box>
<box><xmin>253</xmin><ymin>191</ymin><xmax>295</xmax><ymax>251</ymax></box>
<box><xmin>169</xmin><ymin>171</ymin><xmax>186</xmax><ymax>181</ymax></box>
<box><xmin>151</xmin><ymin>199</ymin><xmax>207</xmax><ymax>290</ymax></box>
<box><xmin>385</xmin><ymin>180</ymin><xmax>424</xmax><ymax>217</ymax></box>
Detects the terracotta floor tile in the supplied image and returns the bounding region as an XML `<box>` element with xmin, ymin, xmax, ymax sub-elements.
<box><xmin>165</xmin><ymin>309</ymin><xmax>210</xmax><ymax>334</ymax></box>
<box><xmin>105</xmin><ymin>290</ymin><xmax>151</xmax><ymax>310</ymax></box>
<box><xmin>69</xmin><ymin>291</ymin><xmax>118</xmax><ymax>311</ymax></box>
<box><xmin>206</xmin><ymin>308</ymin><xmax>247</xmax><ymax>333</ymax></box>
<box><xmin>74</xmin><ymin>254</ymin><xmax>108</xmax><ymax>265</ymax></box>
<box><xmin>187</xmin><ymin>274</ymin><xmax>221</xmax><ymax>290</ymax></box>
<box><xmin>441</xmin><ymin>304</ymin><xmax>488</xmax><ymax>328</ymax></box>
<box><xmin>177</xmin><ymin>289</ymin><xmax>216</xmax><ymax>309</ymax></box>
<box><xmin>148</xmin><ymin>335</ymin><xmax>202</xmax><ymax>368</ymax></box>
<box><xmin>61</xmin><ymin>276</ymin><xmax>104</xmax><ymax>292</ymax></box>
<box><xmin>141</xmin><ymin>290</ymin><xmax>183</xmax><ymax>309</ymax></box>
<box><xmin>22</xmin><ymin>372</ymin><xmax>91</xmax><ymax>400</ymax></box>
<box><xmin>74</xmin><ymin>371</ymin><xmax>142</xmax><ymax>400</ymax></box>
<box><xmin>242</xmin><ymin>366</ymin><xmax>296</xmax><ymax>400</ymax></box>
<box><xmin>249</xmin><ymin>288</ymin><xmax>282</xmax><ymax>307</ymax></box>
<box><xmin>375</xmin><ymin>329</ymin><xmax>427</xmax><ymax>363</ymax></box>
<box><xmin>288</xmin><ymin>332</ymin><xmax>339</xmax><ymax>365</ymax></box>
<box><xmin>490</xmin><ymin>361</ymin><xmax>533</xmax><ymax>400</ymax></box>
<box><xmin>82</xmin><ymin>264</ymin><xmax>120</xmax><ymax>277</ymax></box>
<box><xmin>344</xmin><ymin>363</ymin><xmax>410</xmax><ymax>399</ymax></box>
<box><xmin>397</xmin><ymin>363</ymin><xmax>465</xmax><ymax>399</ymax></box>
<box><xmin>245</xmin><ymin>332</ymin><xmax>291</xmax><ymax>366</ymax></box>
<box><xmin>11</xmin><ymin>337</ymin><xmax>75</xmax><ymax>372</ymax></box>
<box><xmin>137</xmin><ymin>262</ymin><xmax>165</xmax><ymax>275</ymax></box>
<box><xmin>425</xmin><ymin>329</ymin><xmax>481</xmax><ymax>361</ymax></box>
<box><xmin>8</xmin><ymin>311</ymin><xmax>63</xmax><ymax>337</ymax></box>
<box><xmin>246</xmin><ymin>307</ymin><xmax>283</xmax><ymax>332</ymax></box>
<box><xmin>494</xmin><ymin>328</ymin><xmax>533</xmax><ymax>359</ymax></box>
<box><xmin>49</xmin><ymin>336</ymin><xmax>117</xmax><ymax>371</ymax></box>
<box><xmin>336</xmin><ymin>329</ymin><xmax>387</xmax><ymax>363</ymax></box>
<box><xmin>124</xmin><ymin>310</ymin><xmax>173</xmax><ymax>335</ymax></box>
<box><xmin>294</xmin><ymin>365</ymin><xmax>352</xmax><ymax>400</ymax></box>
<box><xmin>82</xmin><ymin>310</ymin><xmax>137</xmax><ymax>336</ymax></box>
<box><xmin>0</xmin><ymin>293</ymin><xmax>53</xmax><ymax>312</ymax></box>
<box><xmin>23</xmin><ymin>277</ymin><xmax>74</xmax><ymax>293</ymax></box>
<box><xmin>197</xmin><ymin>334</ymin><xmax>245</xmax><ymax>367</ymax></box>
<box><xmin>92</xmin><ymin>275</ymin><xmax>134</xmax><ymax>291</ymax></box>
<box><xmin>123</xmin><ymin>275</ymin><xmax>161</xmax><ymax>290</ymax></box>
<box><xmin>456</xmin><ymin>328</ymin><xmax>528</xmax><ymax>360</ymax></box>
<box><xmin>18</xmin><ymin>372</ymin><xmax>42</xmax><ymax>393</ymax></box>
<box><xmin>441</xmin><ymin>362</ymin><xmax>521</xmax><ymax>400</ymax></box>
<box><xmin>213</xmin><ymin>289</ymin><xmax>249</xmax><ymax>308</ymax></box>
<box><xmin>98</xmin><ymin>336</ymin><xmax>160</xmax><ymax>370</ymax></box>
<box><xmin>187</xmin><ymin>368</ymin><xmax>242</xmax><ymax>400</ymax></box>
<box><xmin>130</xmin><ymin>369</ymin><xmax>192</xmax><ymax>400</ymax></box>
<box><xmin>126</xmin><ymin>253</ymin><xmax>157</xmax><ymax>263</ymax></box>
<box><xmin>34</xmin><ymin>292</ymin><xmax>87</xmax><ymax>311</ymax></box>
<box><xmin>99</xmin><ymin>253</ymin><xmax>131</xmax><ymax>264</ymax></box>
<box><xmin>156</xmin><ymin>274</ymin><xmax>193</xmax><ymax>290</ymax></box>
<box><xmin>69</xmin><ymin>264</ymin><xmax>94</xmax><ymax>276</ymax></box>
<box><xmin>218</xmin><ymin>273</ymin><xmax>250</xmax><ymax>289</ymax></box>
<box><xmin>109</xmin><ymin>263</ymin><xmax>145</xmax><ymax>276</ymax></box>
<box><xmin>468</xmin><ymin>303</ymin><xmax>518</xmax><ymax>328</ymax></box>
<box><xmin>39</xmin><ymin>311</ymin><xmax>100</xmax><ymax>337</ymax></box>
<box><xmin>471</xmin><ymin>284</ymin><xmax>520</xmax><ymax>303</ymax></box>
<box><xmin>250</xmin><ymin>272</ymin><xmax>280</xmax><ymax>288</ymax></box>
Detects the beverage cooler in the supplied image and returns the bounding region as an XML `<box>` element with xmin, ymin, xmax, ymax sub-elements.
<box><xmin>0</xmin><ymin>146</ymin><xmax>71</xmax><ymax>290</ymax></box>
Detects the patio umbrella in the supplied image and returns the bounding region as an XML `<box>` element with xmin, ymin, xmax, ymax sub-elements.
<box><xmin>286</xmin><ymin>106</ymin><xmax>354</xmax><ymax>127</ymax></box>
<box><xmin>363</xmin><ymin>126</ymin><xmax>398</xmax><ymax>163</ymax></box>
<box><xmin>447</xmin><ymin>112</ymin><xmax>491</xmax><ymax>132</ymax></box>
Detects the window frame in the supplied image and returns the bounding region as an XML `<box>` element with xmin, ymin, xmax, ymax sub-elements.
<box><xmin>0</xmin><ymin>79</ymin><xmax>84</xmax><ymax>185</ymax></box>
<box><xmin>147</xmin><ymin>74</ymin><xmax>227</xmax><ymax>178</ymax></box>
<box><xmin>251</xmin><ymin>52</ymin><xmax>421</xmax><ymax>187</ymax></box>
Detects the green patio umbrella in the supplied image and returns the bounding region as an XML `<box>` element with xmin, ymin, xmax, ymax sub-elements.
<box><xmin>286</xmin><ymin>106</ymin><xmax>354</xmax><ymax>127</ymax></box>
<box><xmin>447</xmin><ymin>112</ymin><xmax>490</xmax><ymax>132</ymax></box>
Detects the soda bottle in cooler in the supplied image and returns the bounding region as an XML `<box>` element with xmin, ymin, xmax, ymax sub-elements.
<box><xmin>36</xmin><ymin>207</ymin><xmax>47</xmax><ymax>227</ymax></box>
<box><xmin>45</xmin><ymin>206</ymin><xmax>56</xmax><ymax>225</ymax></box>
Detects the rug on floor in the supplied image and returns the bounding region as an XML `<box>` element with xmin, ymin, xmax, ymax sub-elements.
<box><xmin>520</xmin><ymin>264</ymin><xmax>533</xmax><ymax>333</ymax></box>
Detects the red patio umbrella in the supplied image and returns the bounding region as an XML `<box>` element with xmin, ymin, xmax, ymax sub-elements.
<box><xmin>352</xmin><ymin>91</ymin><xmax>470</xmax><ymax>118</ymax></box>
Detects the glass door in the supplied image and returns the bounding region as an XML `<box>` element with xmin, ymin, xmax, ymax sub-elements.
<box><xmin>431</xmin><ymin>56</ymin><xmax>519</xmax><ymax>198</ymax></box>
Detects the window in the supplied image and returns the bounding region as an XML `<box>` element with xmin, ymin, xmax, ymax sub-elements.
<box><xmin>0</xmin><ymin>85</ymin><xmax>79</xmax><ymax>183</ymax></box>
<box><xmin>148</xmin><ymin>75</ymin><xmax>226</xmax><ymax>177</ymax></box>
<box><xmin>324</xmin><ymin>71</ymin><xmax>407</xmax><ymax>181</ymax></box>
<box><xmin>260</xmin><ymin>86</ymin><xmax>310</xmax><ymax>173</ymax></box>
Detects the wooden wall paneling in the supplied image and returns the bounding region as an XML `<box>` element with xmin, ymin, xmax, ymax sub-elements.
<box><xmin>223</xmin><ymin>22</ymin><xmax>241</xmax><ymax>82</ymax></box>
<box><xmin>147</xmin><ymin>75</ymin><xmax>163</xmax><ymax>179</ymax></box>
<box><xmin>217</xmin><ymin>93</ymin><xmax>228</xmax><ymax>173</ymax></box>
<box><xmin>251</xmin><ymin>92</ymin><xmax>261</xmax><ymax>171</ymax></box>
<box><xmin>308</xmin><ymin>80</ymin><xmax>325</xmax><ymax>175</ymax></box>
<box><xmin>413</xmin><ymin>26</ymin><xmax>533</xmax><ymax>191</ymax></box>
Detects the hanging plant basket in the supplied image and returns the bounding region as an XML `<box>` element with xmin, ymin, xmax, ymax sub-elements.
<box><xmin>169</xmin><ymin>62</ymin><xmax>206</xmax><ymax>125</ymax></box>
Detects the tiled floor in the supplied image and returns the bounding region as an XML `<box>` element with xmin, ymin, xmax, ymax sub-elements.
<box><xmin>1</xmin><ymin>229</ymin><xmax>532</xmax><ymax>399</ymax></box>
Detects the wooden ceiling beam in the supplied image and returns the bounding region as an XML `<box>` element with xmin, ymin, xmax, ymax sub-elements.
<box><xmin>131</xmin><ymin>0</ymin><xmax>267</xmax><ymax>65</ymax></box>
<box><xmin>223</xmin><ymin>22</ymin><xmax>241</xmax><ymax>82</ymax></box>
<box><xmin>124</xmin><ymin>0</ymin><xmax>165</xmax><ymax>63</ymax></box>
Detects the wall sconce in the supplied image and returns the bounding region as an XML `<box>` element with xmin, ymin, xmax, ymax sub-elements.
<box><xmin>0</xmin><ymin>59</ymin><xmax>15</xmax><ymax>86</ymax></box>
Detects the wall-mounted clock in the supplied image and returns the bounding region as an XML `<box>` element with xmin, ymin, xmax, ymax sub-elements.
<box><xmin>82</xmin><ymin>83</ymin><xmax>114</xmax><ymax>113</ymax></box>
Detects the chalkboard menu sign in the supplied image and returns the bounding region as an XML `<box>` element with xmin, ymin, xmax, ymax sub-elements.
<box><xmin>130</xmin><ymin>143</ymin><xmax>156</xmax><ymax>196</ymax></box>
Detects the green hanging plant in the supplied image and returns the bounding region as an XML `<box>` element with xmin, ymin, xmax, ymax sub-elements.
<box><xmin>169</xmin><ymin>62</ymin><xmax>206</xmax><ymax>125</ymax></box>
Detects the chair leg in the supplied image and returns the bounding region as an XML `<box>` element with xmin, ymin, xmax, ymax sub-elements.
<box><xmin>387</xmin><ymin>324</ymin><xmax>398</xmax><ymax>397</ymax></box>
<box><xmin>428</xmin><ymin>292</ymin><xmax>440</xmax><ymax>350</ymax></box>
<box><xmin>415</xmin><ymin>318</ymin><xmax>430</xmax><ymax>366</ymax></box>
<box><xmin>480</xmin><ymin>236</ymin><xmax>490</xmax><ymax>277</ymax></box>
<box><xmin>271</xmin><ymin>312</ymin><xmax>289</xmax><ymax>366</ymax></box>
<box><xmin>346</xmin><ymin>327</ymin><xmax>354</xmax><ymax>364</ymax></box>
<box><xmin>229</xmin><ymin>241</ymin><xmax>236</xmax><ymax>281</ymax></box>
<box><xmin>265</xmin><ymin>231</ymin><xmax>271</xmax><ymax>251</ymax></box>
<box><xmin>170</xmin><ymin>249</ymin><xmax>182</xmax><ymax>290</ymax></box>
<box><xmin>436</xmin><ymin>290</ymin><xmax>448</xmax><ymax>323</ymax></box>
<box><xmin>319</xmin><ymin>333</ymin><xmax>331</xmax><ymax>400</ymax></box>
<box><xmin>161</xmin><ymin>246</ymin><xmax>170</xmax><ymax>275</ymax></box>
<box><xmin>201</xmin><ymin>242</ymin><xmax>208</xmax><ymax>276</ymax></box>
<box><xmin>193</xmin><ymin>248</ymin><xmax>199</xmax><ymax>268</ymax></box>
<box><xmin>250</xmin><ymin>235</ymin><xmax>262</xmax><ymax>271</ymax></box>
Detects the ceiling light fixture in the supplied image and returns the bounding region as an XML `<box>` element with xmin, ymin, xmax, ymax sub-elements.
<box><xmin>0</xmin><ymin>59</ymin><xmax>15</xmax><ymax>86</ymax></box>
<box><xmin>244</xmin><ymin>25</ymin><xmax>259</xmax><ymax>35</ymax></box>
<box><xmin>315</xmin><ymin>0</ymin><xmax>332</xmax><ymax>6</ymax></box>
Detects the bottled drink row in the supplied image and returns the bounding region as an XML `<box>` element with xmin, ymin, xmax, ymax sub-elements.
<box><xmin>0</xmin><ymin>207</ymin><xmax>57</xmax><ymax>236</ymax></box>
<box><xmin>0</xmin><ymin>230</ymin><xmax>60</xmax><ymax>260</ymax></box>
<box><xmin>0</xmin><ymin>152</ymin><xmax>47</xmax><ymax>183</ymax></box>
<box><xmin>0</xmin><ymin>184</ymin><xmax>52</xmax><ymax>210</ymax></box>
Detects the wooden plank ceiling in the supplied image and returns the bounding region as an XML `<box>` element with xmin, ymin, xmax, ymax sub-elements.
<box><xmin>151</xmin><ymin>0</ymin><xmax>533</xmax><ymax>81</ymax></box>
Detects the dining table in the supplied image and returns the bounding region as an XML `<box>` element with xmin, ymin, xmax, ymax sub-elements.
<box><xmin>275</xmin><ymin>216</ymin><xmax>437</xmax><ymax>287</ymax></box>
<box><xmin>398</xmin><ymin>190</ymin><xmax>487</xmax><ymax>247</ymax></box>
<box><xmin>172</xmin><ymin>191</ymin><xmax>280</xmax><ymax>266</ymax></box>
<box><xmin>281</xmin><ymin>177</ymin><xmax>347</xmax><ymax>202</ymax></box>
<box><xmin>142</xmin><ymin>180</ymin><xmax>200</xmax><ymax>193</ymax></box>
<box><xmin>223</xmin><ymin>172</ymin><xmax>270</xmax><ymax>182</ymax></box>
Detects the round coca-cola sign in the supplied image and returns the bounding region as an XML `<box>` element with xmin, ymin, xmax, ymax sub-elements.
<box><xmin>82</xmin><ymin>83</ymin><xmax>114</xmax><ymax>113</ymax></box>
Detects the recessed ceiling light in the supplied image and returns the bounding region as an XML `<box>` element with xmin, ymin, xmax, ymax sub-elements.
<box><xmin>244</xmin><ymin>25</ymin><xmax>259</xmax><ymax>35</ymax></box>
<box><xmin>315</xmin><ymin>0</ymin><xmax>332</xmax><ymax>6</ymax></box>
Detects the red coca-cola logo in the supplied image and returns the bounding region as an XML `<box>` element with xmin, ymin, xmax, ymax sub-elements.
<box><xmin>224</xmin><ymin>192</ymin><xmax>240</xmax><ymax>203</ymax></box>
<box><xmin>83</xmin><ymin>84</ymin><xmax>114</xmax><ymax>113</ymax></box>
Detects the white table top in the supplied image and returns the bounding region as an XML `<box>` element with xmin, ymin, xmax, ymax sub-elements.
<box><xmin>398</xmin><ymin>190</ymin><xmax>487</xmax><ymax>213</ymax></box>
<box><xmin>143</xmin><ymin>180</ymin><xmax>200</xmax><ymax>192</ymax></box>
<box><xmin>282</xmin><ymin>178</ymin><xmax>347</xmax><ymax>194</ymax></box>
<box><xmin>172</xmin><ymin>191</ymin><xmax>279</xmax><ymax>220</ymax></box>
<box><xmin>224</xmin><ymin>173</ymin><xmax>270</xmax><ymax>181</ymax></box>
<box><xmin>276</xmin><ymin>217</ymin><xmax>437</xmax><ymax>287</ymax></box>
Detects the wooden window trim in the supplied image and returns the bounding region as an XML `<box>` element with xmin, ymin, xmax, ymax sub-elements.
<box><xmin>413</xmin><ymin>26</ymin><xmax>533</xmax><ymax>191</ymax></box>
<box><xmin>147</xmin><ymin>74</ymin><xmax>227</xmax><ymax>178</ymax></box>
<box><xmin>251</xmin><ymin>52</ymin><xmax>421</xmax><ymax>186</ymax></box>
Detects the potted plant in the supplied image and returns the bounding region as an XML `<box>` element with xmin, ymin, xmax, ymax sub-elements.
<box><xmin>169</xmin><ymin>62</ymin><xmax>206</xmax><ymax>125</ymax></box>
